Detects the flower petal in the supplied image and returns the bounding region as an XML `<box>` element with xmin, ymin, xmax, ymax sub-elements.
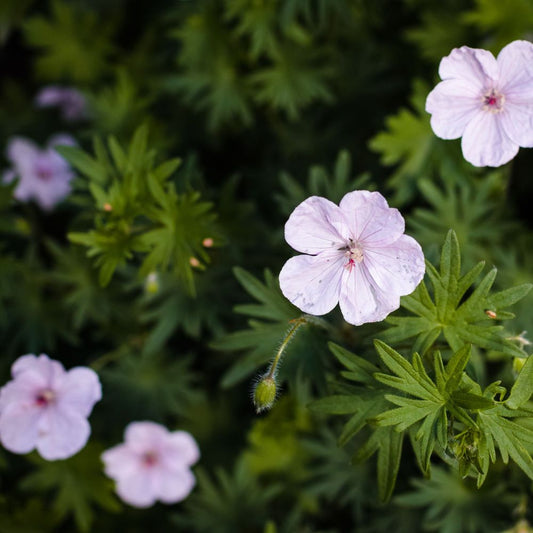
<box><xmin>155</xmin><ymin>468</ymin><xmax>196</xmax><ymax>504</ymax></box>
<box><xmin>0</xmin><ymin>402</ymin><xmax>41</xmax><ymax>454</ymax></box>
<box><xmin>164</xmin><ymin>431</ymin><xmax>200</xmax><ymax>467</ymax></box>
<box><xmin>426</xmin><ymin>80</ymin><xmax>481</xmax><ymax>139</ymax></box>
<box><xmin>461</xmin><ymin>111</ymin><xmax>519</xmax><ymax>167</ymax></box>
<box><xmin>56</xmin><ymin>367</ymin><xmax>102</xmax><ymax>417</ymax></box>
<box><xmin>339</xmin><ymin>264</ymin><xmax>399</xmax><ymax>326</ymax></box>
<box><xmin>364</xmin><ymin>235</ymin><xmax>425</xmax><ymax>297</ymax></box>
<box><xmin>36</xmin><ymin>406</ymin><xmax>91</xmax><ymax>460</ymax></box>
<box><xmin>279</xmin><ymin>252</ymin><xmax>344</xmax><ymax>315</ymax></box>
<box><xmin>11</xmin><ymin>354</ymin><xmax>65</xmax><ymax>391</ymax></box>
<box><xmin>284</xmin><ymin>196</ymin><xmax>348</xmax><ymax>254</ymax></box>
<box><xmin>339</xmin><ymin>191</ymin><xmax>405</xmax><ymax>246</ymax></box>
<box><xmin>6</xmin><ymin>138</ymin><xmax>39</xmax><ymax>176</ymax></box>
<box><xmin>439</xmin><ymin>46</ymin><xmax>498</xmax><ymax>89</ymax></box>
<box><xmin>125</xmin><ymin>421</ymin><xmax>169</xmax><ymax>452</ymax></box>
<box><xmin>102</xmin><ymin>444</ymin><xmax>140</xmax><ymax>479</ymax></box>
<box><xmin>115</xmin><ymin>469</ymin><xmax>158</xmax><ymax>508</ymax></box>
<box><xmin>497</xmin><ymin>40</ymin><xmax>533</xmax><ymax>96</ymax></box>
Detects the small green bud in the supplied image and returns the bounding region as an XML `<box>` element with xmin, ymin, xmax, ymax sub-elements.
<box><xmin>144</xmin><ymin>272</ymin><xmax>160</xmax><ymax>294</ymax></box>
<box><xmin>253</xmin><ymin>374</ymin><xmax>277</xmax><ymax>414</ymax></box>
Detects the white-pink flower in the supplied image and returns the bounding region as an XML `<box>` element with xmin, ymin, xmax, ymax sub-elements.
<box><xmin>101</xmin><ymin>421</ymin><xmax>200</xmax><ymax>508</ymax></box>
<box><xmin>279</xmin><ymin>191</ymin><xmax>425</xmax><ymax>326</ymax></box>
<box><xmin>2</xmin><ymin>134</ymin><xmax>76</xmax><ymax>210</ymax></box>
<box><xmin>35</xmin><ymin>86</ymin><xmax>88</xmax><ymax>121</ymax></box>
<box><xmin>0</xmin><ymin>354</ymin><xmax>102</xmax><ymax>460</ymax></box>
<box><xmin>426</xmin><ymin>40</ymin><xmax>533</xmax><ymax>167</ymax></box>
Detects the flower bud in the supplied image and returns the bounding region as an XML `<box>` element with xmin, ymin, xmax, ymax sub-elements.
<box><xmin>144</xmin><ymin>272</ymin><xmax>159</xmax><ymax>295</ymax></box>
<box><xmin>253</xmin><ymin>374</ymin><xmax>277</xmax><ymax>414</ymax></box>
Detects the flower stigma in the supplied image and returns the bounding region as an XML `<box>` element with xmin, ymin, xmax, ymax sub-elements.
<box><xmin>141</xmin><ymin>450</ymin><xmax>159</xmax><ymax>467</ymax></box>
<box><xmin>344</xmin><ymin>241</ymin><xmax>364</xmax><ymax>270</ymax></box>
<box><xmin>35</xmin><ymin>389</ymin><xmax>55</xmax><ymax>407</ymax></box>
<box><xmin>482</xmin><ymin>88</ymin><xmax>505</xmax><ymax>113</ymax></box>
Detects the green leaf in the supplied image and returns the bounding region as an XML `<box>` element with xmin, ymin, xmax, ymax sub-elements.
<box><xmin>506</xmin><ymin>355</ymin><xmax>533</xmax><ymax>409</ymax></box>
<box><xmin>381</xmin><ymin>230</ymin><xmax>529</xmax><ymax>358</ymax></box>
<box><xmin>20</xmin><ymin>444</ymin><xmax>120</xmax><ymax>532</ymax></box>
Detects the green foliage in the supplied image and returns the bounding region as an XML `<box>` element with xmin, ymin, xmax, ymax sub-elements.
<box><xmin>276</xmin><ymin>149</ymin><xmax>374</xmax><ymax>216</ymax></box>
<box><xmin>368</xmin><ymin>79</ymin><xmax>438</xmax><ymax>205</ymax></box>
<box><xmin>312</xmin><ymin>337</ymin><xmax>533</xmax><ymax>502</ymax></box>
<box><xmin>23</xmin><ymin>0</ymin><xmax>113</xmax><ymax>82</ymax></box>
<box><xmin>173</xmin><ymin>460</ymin><xmax>282</xmax><ymax>533</ymax></box>
<box><xmin>405</xmin><ymin>7</ymin><xmax>471</xmax><ymax>62</ymax></box>
<box><xmin>381</xmin><ymin>230</ymin><xmax>531</xmax><ymax>357</ymax></box>
<box><xmin>20</xmin><ymin>444</ymin><xmax>120</xmax><ymax>532</ymax></box>
<box><xmin>98</xmin><ymin>348</ymin><xmax>202</xmax><ymax>425</ymax></box>
<box><xmin>462</xmin><ymin>0</ymin><xmax>533</xmax><ymax>51</ymax></box>
<box><xmin>243</xmin><ymin>396</ymin><xmax>311</xmax><ymax>479</ymax></box>
<box><xmin>213</xmin><ymin>267</ymin><xmax>329</xmax><ymax>389</ymax></box>
<box><xmin>395</xmin><ymin>467</ymin><xmax>512</xmax><ymax>533</ymax></box>
<box><xmin>59</xmin><ymin>125</ymin><xmax>219</xmax><ymax>290</ymax></box>
<box><xmin>408</xmin><ymin>171</ymin><xmax>515</xmax><ymax>268</ymax></box>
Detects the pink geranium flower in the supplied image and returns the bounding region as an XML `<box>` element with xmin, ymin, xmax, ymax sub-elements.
<box><xmin>279</xmin><ymin>191</ymin><xmax>425</xmax><ymax>326</ymax></box>
<box><xmin>35</xmin><ymin>86</ymin><xmax>88</xmax><ymax>121</ymax></box>
<box><xmin>2</xmin><ymin>134</ymin><xmax>76</xmax><ymax>211</ymax></box>
<box><xmin>0</xmin><ymin>354</ymin><xmax>102</xmax><ymax>460</ymax></box>
<box><xmin>426</xmin><ymin>40</ymin><xmax>533</xmax><ymax>167</ymax></box>
<box><xmin>101</xmin><ymin>421</ymin><xmax>200</xmax><ymax>508</ymax></box>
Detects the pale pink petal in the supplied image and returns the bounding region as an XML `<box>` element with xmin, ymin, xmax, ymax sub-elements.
<box><xmin>0</xmin><ymin>378</ymin><xmax>42</xmax><ymax>411</ymax></box>
<box><xmin>56</xmin><ymin>367</ymin><xmax>102</xmax><ymax>417</ymax></box>
<box><xmin>6</xmin><ymin>138</ymin><xmax>39</xmax><ymax>177</ymax></box>
<box><xmin>0</xmin><ymin>402</ymin><xmax>42</xmax><ymax>454</ymax></box>
<box><xmin>36</xmin><ymin>407</ymin><xmax>91</xmax><ymax>460</ymax></box>
<box><xmin>12</xmin><ymin>354</ymin><xmax>65</xmax><ymax>389</ymax></box>
<box><xmin>499</xmin><ymin>102</ymin><xmax>533</xmax><ymax>147</ymax></box>
<box><xmin>125</xmin><ymin>421</ymin><xmax>169</xmax><ymax>452</ymax></box>
<box><xmin>339</xmin><ymin>264</ymin><xmax>399</xmax><ymax>326</ymax></box>
<box><xmin>439</xmin><ymin>46</ymin><xmax>498</xmax><ymax>89</ymax></box>
<box><xmin>102</xmin><ymin>445</ymin><xmax>141</xmax><ymax>479</ymax></box>
<box><xmin>497</xmin><ymin>40</ymin><xmax>533</xmax><ymax>96</ymax></box>
<box><xmin>461</xmin><ymin>111</ymin><xmax>519</xmax><ymax>167</ymax></box>
<box><xmin>115</xmin><ymin>469</ymin><xmax>158</xmax><ymax>508</ymax></box>
<box><xmin>155</xmin><ymin>468</ymin><xmax>196</xmax><ymax>504</ymax></box>
<box><xmin>279</xmin><ymin>252</ymin><xmax>345</xmax><ymax>315</ymax></box>
<box><xmin>35</xmin><ymin>86</ymin><xmax>64</xmax><ymax>106</ymax></box>
<box><xmin>364</xmin><ymin>235</ymin><xmax>425</xmax><ymax>296</ymax></box>
<box><xmin>284</xmin><ymin>196</ymin><xmax>349</xmax><ymax>254</ymax></box>
<box><xmin>339</xmin><ymin>191</ymin><xmax>405</xmax><ymax>246</ymax></box>
<box><xmin>426</xmin><ymin>80</ymin><xmax>482</xmax><ymax>139</ymax></box>
<box><xmin>164</xmin><ymin>431</ymin><xmax>200</xmax><ymax>467</ymax></box>
<box><xmin>48</xmin><ymin>134</ymin><xmax>77</xmax><ymax>149</ymax></box>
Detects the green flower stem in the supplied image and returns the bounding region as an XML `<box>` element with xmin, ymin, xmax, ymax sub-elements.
<box><xmin>266</xmin><ymin>315</ymin><xmax>308</xmax><ymax>379</ymax></box>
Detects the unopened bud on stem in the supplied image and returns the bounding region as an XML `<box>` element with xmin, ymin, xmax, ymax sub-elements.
<box><xmin>253</xmin><ymin>374</ymin><xmax>277</xmax><ymax>414</ymax></box>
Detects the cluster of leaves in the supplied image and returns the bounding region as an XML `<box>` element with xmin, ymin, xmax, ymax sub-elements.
<box><xmin>166</xmin><ymin>0</ymin><xmax>361</xmax><ymax>129</ymax></box>
<box><xmin>59</xmin><ymin>125</ymin><xmax>219</xmax><ymax>290</ymax></box>
<box><xmin>313</xmin><ymin>232</ymin><xmax>533</xmax><ymax>501</ymax></box>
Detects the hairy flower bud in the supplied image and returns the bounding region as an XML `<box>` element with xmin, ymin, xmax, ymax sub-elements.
<box><xmin>253</xmin><ymin>374</ymin><xmax>277</xmax><ymax>414</ymax></box>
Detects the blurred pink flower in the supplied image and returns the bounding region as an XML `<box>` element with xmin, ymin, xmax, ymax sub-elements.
<box><xmin>2</xmin><ymin>134</ymin><xmax>76</xmax><ymax>210</ymax></box>
<box><xmin>426</xmin><ymin>40</ymin><xmax>533</xmax><ymax>167</ymax></box>
<box><xmin>35</xmin><ymin>86</ymin><xmax>87</xmax><ymax>121</ymax></box>
<box><xmin>279</xmin><ymin>191</ymin><xmax>425</xmax><ymax>326</ymax></box>
<box><xmin>0</xmin><ymin>354</ymin><xmax>102</xmax><ymax>460</ymax></box>
<box><xmin>102</xmin><ymin>421</ymin><xmax>200</xmax><ymax>508</ymax></box>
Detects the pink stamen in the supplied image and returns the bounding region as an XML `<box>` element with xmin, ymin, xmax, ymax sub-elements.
<box><xmin>35</xmin><ymin>389</ymin><xmax>55</xmax><ymax>407</ymax></box>
<box><xmin>141</xmin><ymin>451</ymin><xmax>158</xmax><ymax>467</ymax></box>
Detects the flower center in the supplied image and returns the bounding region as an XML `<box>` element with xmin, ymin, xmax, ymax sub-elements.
<box><xmin>34</xmin><ymin>158</ymin><xmax>54</xmax><ymax>181</ymax></box>
<box><xmin>141</xmin><ymin>451</ymin><xmax>159</xmax><ymax>467</ymax></box>
<box><xmin>482</xmin><ymin>88</ymin><xmax>505</xmax><ymax>113</ymax></box>
<box><xmin>344</xmin><ymin>243</ymin><xmax>364</xmax><ymax>270</ymax></box>
<box><xmin>35</xmin><ymin>389</ymin><xmax>55</xmax><ymax>407</ymax></box>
